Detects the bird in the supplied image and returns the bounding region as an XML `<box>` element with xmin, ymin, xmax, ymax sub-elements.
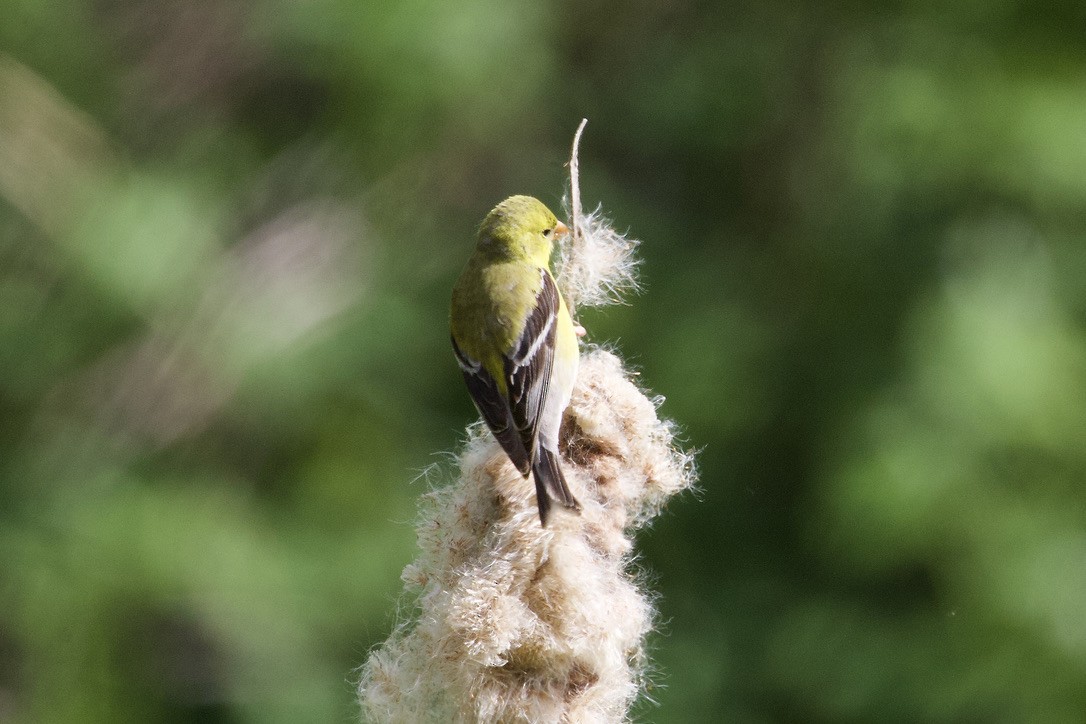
<box><xmin>450</xmin><ymin>195</ymin><xmax>582</xmax><ymax>526</ymax></box>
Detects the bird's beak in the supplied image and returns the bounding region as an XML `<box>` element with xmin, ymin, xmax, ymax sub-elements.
<box><xmin>554</xmin><ymin>220</ymin><xmax>570</xmax><ymax>238</ymax></box>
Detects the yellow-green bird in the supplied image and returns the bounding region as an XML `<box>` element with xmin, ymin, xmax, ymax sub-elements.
<box><xmin>450</xmin><ymin>195</ymin><xmax>582</xmax><ymax>526</ymax></box>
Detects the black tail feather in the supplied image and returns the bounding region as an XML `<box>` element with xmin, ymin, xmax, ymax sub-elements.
<box><xmin>533</xmin><ymin>475</ymin><xmax>552</xmax><ymax>527</ymax></box>
<box><xmin>531</xmin><ymin>448</ymin><xmax>581</xmax><ymax>526</ymax></box>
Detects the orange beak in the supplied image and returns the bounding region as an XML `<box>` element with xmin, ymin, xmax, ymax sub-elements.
<box><xmin>554</xmin><ymin>220</ymin><xmax>570</xmax><ymax>238</ymax></box>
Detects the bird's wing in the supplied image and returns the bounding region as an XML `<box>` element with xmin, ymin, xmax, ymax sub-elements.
<box><xmin>451</xmin><ymin>268</ymin><xmax>558</xmax><ymax>476</ymax></box>
<box><xmin>504</xmin><ymin>269</ymin><xmax>559</xmax><ymax>464</ymax></box>
<box><xmin>452</xmin><ymin>334</ymin><xmax>532</xmax><ymax>475</ymax></box>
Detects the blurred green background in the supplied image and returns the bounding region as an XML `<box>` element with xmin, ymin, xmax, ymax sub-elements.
<box><xmin>3</xmin><ymin>1</ymin><xmax>1086</xmax><ymax>721</ymax></box>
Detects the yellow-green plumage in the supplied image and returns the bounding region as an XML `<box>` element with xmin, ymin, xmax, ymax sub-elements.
<box><xmin>450</xmin><ymin>195</ymin><xmax>581</xmax><ymax>525</ymax></box>
<box><xmin>451</xmin><ymin>261</ymin><xmax>544</xmax><ymax>393</ymax></box>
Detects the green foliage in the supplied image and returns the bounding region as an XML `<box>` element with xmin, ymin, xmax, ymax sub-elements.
<box><xmin>2</xmin><ymin>1</ymin><xmax>1086</xmax><ymax>721</ymax></box>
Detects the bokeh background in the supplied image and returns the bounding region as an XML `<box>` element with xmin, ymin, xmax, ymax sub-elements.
<box><xmin>3</xmin><ymin>1</ymin><xmax>1086</xmax><ymax>721</ymax></box>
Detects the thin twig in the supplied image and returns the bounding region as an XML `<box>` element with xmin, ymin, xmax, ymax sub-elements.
<box><xmin>567</xmin><ymin>118</ymin><xmax>588</xmax><ymax>317</ymax></box>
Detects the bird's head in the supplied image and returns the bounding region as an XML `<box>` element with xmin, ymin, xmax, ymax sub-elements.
<box><xmin>477</xmin><ymin>195</ymin><xmax>568</xmax><ymax>265</ymax></box>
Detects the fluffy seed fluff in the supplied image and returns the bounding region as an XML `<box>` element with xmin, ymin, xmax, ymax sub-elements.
<box><xmin>554</xmin><ymin>203</ymin><xmax>640</xmax><ymax>311</ymax></box>
<box><xmin>358</xmin><ymin>183</ymin><xmax>693</xmax><ymax>722</ymax></box>
<box><xmin>358</xmin><ymin>349</ymin><xmax>694</xmax><ymax>723</ymax></box>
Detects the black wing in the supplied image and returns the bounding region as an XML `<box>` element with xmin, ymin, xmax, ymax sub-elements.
<box><xmin>504</xmin><ymin>270</ymin><xmax>558</xmax><ymax>464</ymax></box>
<box><xmin>452</xmin><ymin>334</ymin><xmax>531</xmax><ymax>475</ymax></box>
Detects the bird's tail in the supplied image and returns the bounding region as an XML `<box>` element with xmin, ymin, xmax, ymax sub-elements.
<box><xmin>531</xmin><ymin>447</ymin><xmax>581</xmax><ymax>526</ymax></box>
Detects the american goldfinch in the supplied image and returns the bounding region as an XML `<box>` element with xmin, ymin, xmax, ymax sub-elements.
<box><xmin>450</xmin><ymin>195</ymin><xmax>582</xmax><ymax>526</ymax></box>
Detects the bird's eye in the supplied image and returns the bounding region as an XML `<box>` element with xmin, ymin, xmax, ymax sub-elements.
<box><xmin>543</xmin><ymin>228</ymin><xmax>553</xmax><ymax>237</ymax></box>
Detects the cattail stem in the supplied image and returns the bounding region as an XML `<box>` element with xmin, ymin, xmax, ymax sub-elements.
<box><xmin>358</xmin><ymin>350</ymin><xmax>693</xmax><ymax>723</ymax></box>
<box><xmin>567</xmin><ymin>118</ymin><xmax>588</xmax><ymax>319</ymax></box>
<box><xmin>358</xmin><ymin>126</ymin><xmax>694</xmax><ymax>723</ymax></box>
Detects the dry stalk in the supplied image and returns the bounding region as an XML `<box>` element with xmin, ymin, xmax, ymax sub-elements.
<box><xmin>358</xmin><ymin>123</ymin><xmax>694</xmax><ymax>723</ymax></box>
